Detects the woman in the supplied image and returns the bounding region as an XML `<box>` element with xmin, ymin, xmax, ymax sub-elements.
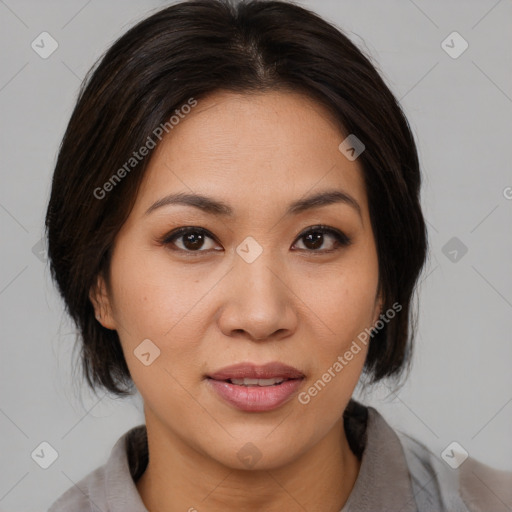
<box><xmin>45</xmin><ymin>0</ymin><xmax>511</xmax><ymax>510</ymax></box>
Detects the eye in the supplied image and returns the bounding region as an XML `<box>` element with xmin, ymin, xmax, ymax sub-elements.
<box><xmin>292</xmin><ymin>225</ymin><xmax>351</xmax><ymax>253</ymax></box>
<box><xmin>161</xmin><ymin>227</ymin><xmax>221</xmax><ymax>255</ymax></box>
<box><xmin>160</xmin><ymin>224</ymin><xmax>351</xmax><ymax>256</ymax></box>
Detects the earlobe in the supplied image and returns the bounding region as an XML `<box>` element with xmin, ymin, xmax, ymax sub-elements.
<box><xmin>89</xmin><ymin>274</ymin><xmax>116</xmax><ymax>330</ymax></box>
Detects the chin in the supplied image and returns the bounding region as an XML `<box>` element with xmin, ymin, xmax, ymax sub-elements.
<box><xmin>203</xmin><ymin>434</ymin><xmax>306</xmax><ymax>472</ymax></box>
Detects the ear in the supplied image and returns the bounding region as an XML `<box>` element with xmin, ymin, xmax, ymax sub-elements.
<box><xmin>372</xmin><ymin>286</ymin><xmax>385</xmax><ymax>326</ymax></box>
<box><xmin>89</xmin><ymin>273</ymin><xmax>117</xmax><ymax>330</ymax></box>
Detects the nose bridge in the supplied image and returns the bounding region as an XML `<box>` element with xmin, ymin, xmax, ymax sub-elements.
<box><xmin>218</xmin><ymin>243</ymin><xmax>296</xmax><ymax>340</ymax></box>
<box><xmin>237</xmin><ymin>242</ymin><xmax>287</xmax><ymax>307</ymax></box>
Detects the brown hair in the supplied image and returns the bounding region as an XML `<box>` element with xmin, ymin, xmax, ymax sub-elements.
<box><xmin>45</xmin><ymin>0</ymin><xmax>428</xmax><ymax>397</ymax></box>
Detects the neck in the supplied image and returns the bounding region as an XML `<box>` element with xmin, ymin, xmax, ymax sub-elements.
<box><xmin>136</xmin><ymin>414</ymin><xmax>360</xmax><ymax>512</ymax></box>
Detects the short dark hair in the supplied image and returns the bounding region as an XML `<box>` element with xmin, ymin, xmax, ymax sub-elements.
<box><xmin>45</xmin><ymin>0</ymin><xmax>428</xmax><ymax>397</ymax></box>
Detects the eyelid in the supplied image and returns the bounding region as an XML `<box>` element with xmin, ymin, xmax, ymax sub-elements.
<box><xmin>161</xmin><ymin>226</ymin><xmax>215</xmax><ymax>244</ymax></box>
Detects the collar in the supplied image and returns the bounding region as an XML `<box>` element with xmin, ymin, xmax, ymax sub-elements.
<box><xmin>340</xmin><ymin>406</ymin><xmax>417</xmax><ymax>511</ymax></box>
<box><xmin>101</xmin><ymin>402</ymin><xmax>417</xmax><ymax>512</ymax></box>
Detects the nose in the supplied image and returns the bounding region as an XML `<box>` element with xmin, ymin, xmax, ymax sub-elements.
<box><xmin>216</xmin><ymin>253</ymin><xmax>298</xmax><ymax>342</ymax></box>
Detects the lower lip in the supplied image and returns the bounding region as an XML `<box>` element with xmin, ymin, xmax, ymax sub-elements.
<box><xmin>207</xmin><ymin>378</ymin><xmax>304</xmax><ymax>412</ymax></box>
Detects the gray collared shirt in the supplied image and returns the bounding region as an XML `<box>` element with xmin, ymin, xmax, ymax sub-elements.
<box><xmin>47</xmin><ymin>402</ymin><xmax>512</xmax><ymax>511</ymax></box>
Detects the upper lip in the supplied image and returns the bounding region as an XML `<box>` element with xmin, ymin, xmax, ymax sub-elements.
<box><xmin>207</xmin><ymin>362</ymin><xmax>305</xmax><ymax>381</ymax></box>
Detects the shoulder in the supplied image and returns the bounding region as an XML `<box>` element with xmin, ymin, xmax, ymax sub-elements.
<box><xmin>47</xmin><ymin>424</ymin><xmax>148</xmax><ymax>512</ymax></box>
<box><xmin>48</xmin><ymin>425</ymin><xmax>148</xmax><ymax>512</ymax></box>
<box><xmin>395</xmin><ymin>428</ymin><xmax>512</xmax><ymax>512</ymax></box>
<box><xmin>351</xmin><ymin>404</ymin><xmax>512</xmax><ymax>512</ymax></box>
<box><xmin>47</xmin><ymin>465</ymin><xmax>107</xmax><ymax>512</ymax></box>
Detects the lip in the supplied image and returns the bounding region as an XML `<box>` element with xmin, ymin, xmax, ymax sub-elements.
<box><xmin>207</xmin><ymin>362</ymin><xmax>305</xmax><ymax>381</ymax></box>
<box><xmin>206</xmin><ymin>362</ymin><xmax>305</xmax><ymax>412</ymax></box>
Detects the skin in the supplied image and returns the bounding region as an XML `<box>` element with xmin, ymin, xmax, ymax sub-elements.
<box><xmin>91</xmin><ymin>89</ymin><xmax>383</xmax><ymax>512</ymax></box>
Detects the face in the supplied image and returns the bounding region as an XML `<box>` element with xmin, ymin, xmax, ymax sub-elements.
<box><xmin>92</xmin><ymin>90</ymin><xmax>382</xmax><ymax>470</ymax></box>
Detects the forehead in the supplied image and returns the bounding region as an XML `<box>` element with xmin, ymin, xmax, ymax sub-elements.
<box><xmin>133</xmin><ymin>90</ymin><xmax>368</xmax><ymax>220</ymax></box>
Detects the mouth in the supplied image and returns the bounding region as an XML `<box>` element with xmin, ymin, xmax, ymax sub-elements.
<box><xmin>215</xmin><ymin>377</ymin><xmax>293</xmax><ymax>387</ymax></box>
<box><xmin>206</xmin><ymin>361</ymin><xmax>305</xmax><ymax>382</ymax></box>
<box><xmin>206</xmin><ymin>362</ymin><xmax>305</xmax><ymax>412</ymax></box>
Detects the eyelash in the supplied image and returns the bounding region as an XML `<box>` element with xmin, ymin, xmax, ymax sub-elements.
<box><xmin>160</xmin><ymin>225</ymin><xmax>351</xmax><ymax>257</ymax></box>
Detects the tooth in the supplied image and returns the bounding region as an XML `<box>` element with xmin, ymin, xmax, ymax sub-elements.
<box><xmin>229</xmin><ymin>378</ymin><xmax>286</xmax><ymax>386</ymax></box>
<box><xmin>258</xmin><ymin>378</ymin><xmax>283</xmax><ymax>386</ymax></box>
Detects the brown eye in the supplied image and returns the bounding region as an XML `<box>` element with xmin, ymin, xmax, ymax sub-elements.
<box><xmin>163</xmin><ymin>227</ymin><xmax>220</xmax><ymax>253</ymax></box>
<box><xmin>293</xmin><ymin>226</ymin><xmax>351</xmax><ymax>252</ymax></box>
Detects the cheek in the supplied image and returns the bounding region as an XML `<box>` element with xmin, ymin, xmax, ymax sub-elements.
<box><xmin>297</xmin><ymin>271</ymin><xmax>374</xmax><ymax>422</ymax></box>
<box><xmin>307</xmin><ymin>256</ymin><xmax>379</xmax><ymax>344</ymax></box>
<box><xmin>107</xmin><ymin>248</ymin><xmax>211</xmax><ymax>389</ymax></box>
<box><xmin>108</xmin><ymin>245</ymin><xmax>202</xmax><ymax>336</ymax></box>
<box><xmin>300</xmin><ymin>247</ymin><xmax>379</xmax><ymax>395</ymax></box>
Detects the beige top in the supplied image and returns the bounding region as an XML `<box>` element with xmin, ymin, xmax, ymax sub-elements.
<box><xmin>47</xmin><ymin>400</ymin><xmax>512</xmax><ymax>511</ymax></box>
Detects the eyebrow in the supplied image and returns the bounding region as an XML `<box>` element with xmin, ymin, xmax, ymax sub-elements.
<box><xmin>144</xmin><ymin>189</ymin><xmax>361</xmax><ymax>218</ymax></box>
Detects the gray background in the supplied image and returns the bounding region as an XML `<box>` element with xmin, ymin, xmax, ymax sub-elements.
<box><xmin>0</xmin><ymin>0</ymin><xmax>511</xmax><ymax>510</ymax></box>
